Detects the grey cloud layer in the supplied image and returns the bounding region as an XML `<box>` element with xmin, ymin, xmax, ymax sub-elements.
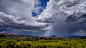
<box><xmin>0</xmin><ymin>0</ymin><xmax>46</xmax><ymax>33</ymax></box>
<box><xmin>1</xmin><ymin>0</ymin><xmax>86</xmax><ymax>36</ymax></box>
<box><xmin>38</xmin><ymin>0</ymin><xmax>86</xmax><ymax>36</ymax></box>
<box><xmin>0</xmin><ymin>12</ymin><xmax>45</xmax><ymax>32</ymax></box>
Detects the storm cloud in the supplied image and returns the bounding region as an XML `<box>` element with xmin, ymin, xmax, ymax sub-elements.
<box><xmin>0</xmin><ymin>0</ymin><xmax>46</xmax><ymax>35</ymax></box>
<box><xmin>1</xmin><ymin>0</ymin><xmax>86</xmax><ymax>36</ymax></box>
<box><xmin>38</xmin><ymin>0</ymin><xmax>86</xmax><ymax>36</ymax></box>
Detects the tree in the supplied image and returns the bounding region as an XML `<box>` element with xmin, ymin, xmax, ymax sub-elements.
<box><xmin>0</xmin><ymin>34</ymin><xmax>5</xmax><ymax>37</ymax></box>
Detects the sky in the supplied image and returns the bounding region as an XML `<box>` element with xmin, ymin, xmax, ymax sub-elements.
<box><xmin>0</xmin><ymin>0</ymin><xmax>86</xmax><ymax>36</ymax></box>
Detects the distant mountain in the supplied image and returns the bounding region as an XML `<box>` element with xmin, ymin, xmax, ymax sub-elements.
<box><xmin>0</xmin><ymin>33</ymin><xmax>62</xmax><ymax>38</ymax></box>
<box><xmin>42</xmin><ymin>36</ymin><xmax>50</xmax><ymax>38</ymax></box>
<box><xmin>68</xmin><ymin>36</ymin><xmax>86</xmax><ymax>38</ymax></box>
<box><xmin>50</xmin><ymin>35</ymin><xmax>57</xmax><ymax>37</ymax></box>
<box><xmin>0</xmin><ymin>33</ymin><xmax>38</xmax><ymax>37</ymax></box>
<box><xmin>1</xmin><ymin>33</ymin><xmax>86</xmax><ymax>38</ymax></box>
<box><xmin>50</xmin><ymin>35</ymin><xmax>62</xmax><ymax>38</ymax></box>
<box><xmin>69</xmin><ymin>36</ymin><xmax>81</xmax><ymax>38</ymax></box>
<box><xmin>42</xmin><ymin>35</ymin><xmax>61</xmax><ymax>38</ymax></box>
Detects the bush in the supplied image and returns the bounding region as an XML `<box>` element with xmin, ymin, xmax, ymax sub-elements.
<box><xmin>0</xmin><ymin>34</ymin><xmax>5</xmax><ymax>37</ymax></box>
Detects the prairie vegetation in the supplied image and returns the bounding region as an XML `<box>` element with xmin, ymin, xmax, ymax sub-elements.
<box><xmin>0</xmin><ymin>37</ymin><xmax>86</xmax><ymax>48</ymax></box>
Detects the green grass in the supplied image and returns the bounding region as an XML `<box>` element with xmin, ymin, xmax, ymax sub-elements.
<box><xmin>0</xmin><ymin>37</ymin><xmax>86</xmax><ymax>48</ymax></box>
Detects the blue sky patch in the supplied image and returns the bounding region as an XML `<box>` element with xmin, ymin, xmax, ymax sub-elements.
<box><xmin>32</xmin><ymin>0</ymin><xmax>49</xmax><ymax>17</ymax></box>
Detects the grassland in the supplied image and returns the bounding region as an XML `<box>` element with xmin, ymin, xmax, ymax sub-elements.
<box><xmin>0</xmin><ymin>37</ymin><xmax>86</xmax><ymax>48</ymax></box>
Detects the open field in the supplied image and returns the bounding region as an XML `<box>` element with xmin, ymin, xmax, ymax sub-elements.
<box><xmin>0</xmin><ymin>37</ymin><xmax>86</xmax><ymax>48</ymax></box>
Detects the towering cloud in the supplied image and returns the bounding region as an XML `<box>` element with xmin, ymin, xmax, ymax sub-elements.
<box><xmin>37</xmin><ymin>0</ymin><xmax>86</xmax><ymax>36</ymax></box>
<box><xmin>0</xmin><ymin>0</ymin><xmax>46</xmax><ymax>35</ymax></box>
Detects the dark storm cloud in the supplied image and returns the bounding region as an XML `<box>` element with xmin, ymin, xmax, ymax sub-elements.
<box><xmin>66</xmin><ymin>13</ymin><xmax>86</xmax><ymax>22</ymax></box>
<box><xmin>0</xmin><ymin>0</ymin><xmax>46</xmax><ymax>34</ymax></box>
<box><xmin>38</xmin><ymin>0</ymin><xmax>86</xmax><ymax>36</ymax></box>
<box><xmin>0</xmin><ymin>23</ymin><xmax>45</xmax><ymax>31</ymax></box>
<box><xmin>1</xmin><ymin>0</ymin><xmax>86</xmax><ymax>36</ymax></box>
<box><xmin>0</xmin><ymin>13</ymin><xmax>45</xmax><ymax>32</ymax></box>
